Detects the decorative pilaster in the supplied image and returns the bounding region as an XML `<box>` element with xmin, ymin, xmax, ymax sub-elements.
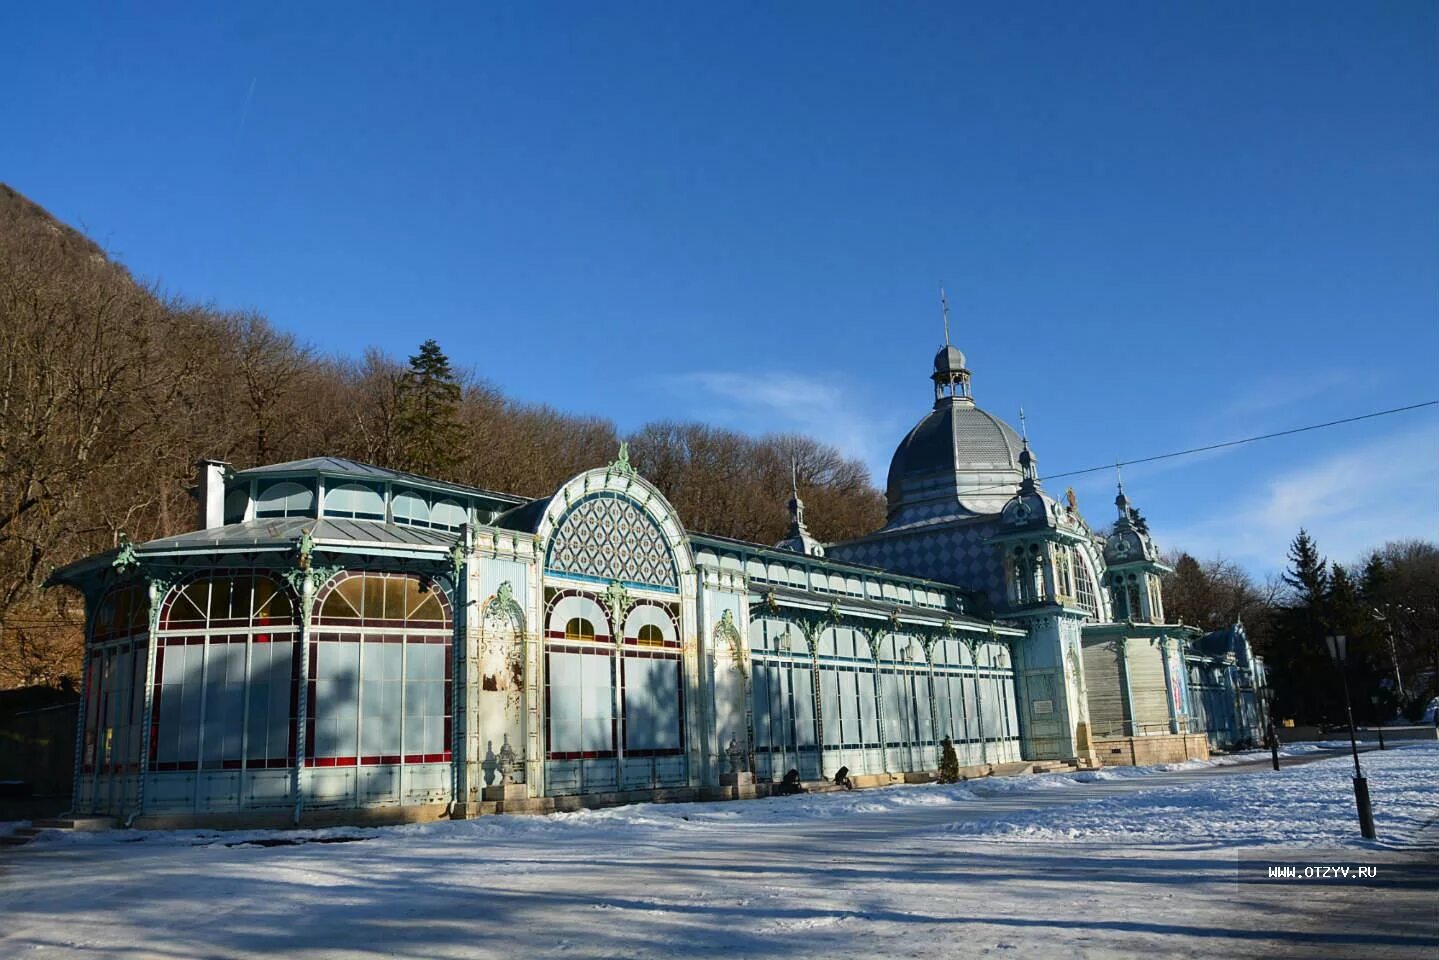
<box><xmin>1158</xmin><ymin>634</ymin><xmax>1180</xmax><ymax>734</ymax></box>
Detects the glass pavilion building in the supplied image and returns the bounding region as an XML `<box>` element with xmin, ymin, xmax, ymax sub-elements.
<box><xmin>48</xmin><ymin>345</ymin><xmax>1266</xmax><ymax>826</ymax></box>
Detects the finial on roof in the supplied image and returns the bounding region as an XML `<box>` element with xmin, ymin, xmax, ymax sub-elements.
<box><xmin>608</xmin><ymin>441</ymin><xmax>638</xmax><ymax>478</ymax></box>
<box><xmin>777</xmin><ymin>456</ymin><xmax>824</xmax><ymax>557</ymax></box>
<box><xmin>1019</xmin><ymin>406</ymin><xmax>1028</xmax><ymax>441</ymax></box>
<box><xmin>1114</xmin><ymin>461</ymin><xmax>1132</xmax><ymax>519</ymax></box>
<box><xmin>940</xmin><ymin>285</ymin><xmax>951</xmax><ymax>346</ymax></box>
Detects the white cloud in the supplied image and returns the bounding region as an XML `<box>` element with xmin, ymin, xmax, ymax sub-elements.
<box><xmin>675</xmin><ymin>371</ymin><xmax>903</xmax><ymax>481</ymax></box>
<box><xmin>1212</xmin><ymin>369</ymin><xmax>1356</xmax><ymax>421</ymax></box>
<box><xmin>1156</xmin><ymin>420</ymin><xmax>1438</xmax><ymax>574</ymax></box>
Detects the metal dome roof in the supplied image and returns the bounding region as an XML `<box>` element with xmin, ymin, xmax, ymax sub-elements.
<box><xmin>885</xmin><ymin>400</ymin><xmax>1025</xmax><ymax>523</ymax></box>
<box><xmin>934</xmin><ymin>344</ymin><xmax>967</xmax><ymax>374</ymax></box>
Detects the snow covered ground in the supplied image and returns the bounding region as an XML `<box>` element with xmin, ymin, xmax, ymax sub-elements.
<box><xmin>1</xmin><ymin>743</ymin><xmax>1435</xmax><ymax>959</ymax></box>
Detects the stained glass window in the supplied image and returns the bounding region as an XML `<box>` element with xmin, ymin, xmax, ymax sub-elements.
<box><xmin>546</xmin><ymin>494</ymin><xmax>677</xmax><ymax>588</ymax></box>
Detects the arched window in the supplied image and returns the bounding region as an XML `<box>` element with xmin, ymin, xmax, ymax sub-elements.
<box><xmin>430</xmin><ymin>499</ymin><xmax>468</xmax><ymax>531</ymax></box>
<box><xmin>1056</xmin><ymin>549</ymin><xmax>1074</xmax><ymax>599</ymax></box>
<box><xmin>392</xmin><ymin>491</ymin><xmax>430</xmax><ymax>528</ymax></box>
<box><xmin>309</xmin><ymin>572</ymin><xmax>452</xmax><ymax>767</ymax></box>
<box><xmin>92</xmin><ymin>584</ymin><xmax>148</xmax><ymax>644</ymax></box>
<box><xmin>324</xmin><ymin>483</ymin><xmax>385</xmax><ymax>521</ymax></box>
<box><xmin>546</xmin><ymin>493</ymin><xmax>678</xmax><ymax>588</ymax></box>
<box><xmin>151</xmin><ymin>574</ymin><xmax>299</xmax><ymax>773</ymax></box>
<box><xmin>255</xmin><ymin>481</ymin><xmax>314</xmax><ymax>518</ymax></box>
<box><xmin>162</xmin><ymin>574</ymin><xmax>294</xmax><ymax>630</ymax></box>
<box><xmin>636</xmin><ymin>624</ymin><xmax>665</xmax><ymax>647</ymax></box>
<box><xmin>565</xmin><ymin>617</ymin><xmax>596</xmax><ymax>642</ymax></box>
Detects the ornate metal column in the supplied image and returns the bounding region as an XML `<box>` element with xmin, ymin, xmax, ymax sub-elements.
<box><xmin>284</xmin><ymin>531</ymin><xmax>338</xmax><ymax>826</ymax></box>
<box><xmin>131</xmin><ymin>538</ymin><xmax>173</xmax><ymax>823</ymax></box>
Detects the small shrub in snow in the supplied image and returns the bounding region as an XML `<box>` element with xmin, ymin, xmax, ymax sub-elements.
<box><xmin>939</xmin><ymin>737</ymin><xmax>961</xmax><ymax>783</ymax></box>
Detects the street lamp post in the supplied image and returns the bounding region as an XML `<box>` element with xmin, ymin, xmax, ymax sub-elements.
<box><xmin>1370</xmin><ymin>695</ymin><xmax>1386</xmax><ymax>750</ymax></box>
<box><xmin>1325</xmin><ymin>634</ymin><xmax>1376</xmax><ymax>840</ymax></box>
<box><xmin>1369</xmin><ymin>607</ymin><xmax>1406</xmax><ymax>705</ymax></box>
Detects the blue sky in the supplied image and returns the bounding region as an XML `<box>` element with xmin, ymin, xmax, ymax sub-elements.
<box><xmin>3</xmin><ymin>2</ymin><xmax>1435</xmax><ymax>576</ymax></box>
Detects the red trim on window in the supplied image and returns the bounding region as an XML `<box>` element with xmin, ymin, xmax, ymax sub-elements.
<box><xmin>546</xmin><ymin>750</ymin><xmax>619</xmax><ymax>761</ymax></box>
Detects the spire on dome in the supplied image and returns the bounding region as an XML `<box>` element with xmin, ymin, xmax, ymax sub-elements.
<box><xmin>941</xmin><ymin>285</ymin><xmax>951</xmax><ymax>346</ymax></box>
<box><xmin>931</xmin><ymin>289</ymin><xmax>972</xmax><ymax>406</ymax></box>
<box><xmin>1115</xmin><ymin>461</ymin><xmax>1131</xmax><ymax>519</ymax></box>
<box><xmin>787</xmin><ymin>457</ymin><xmax>805</xmax><ymax>526</ymax></box>
<box><xmin>1017</xmin><ymin>409</ymin><xmax>1039</xmax><ymax>495</ymax></box>
<box><xmin>776</xmin><ymin>457</ymin><xmax>825</xmax><ymax>557</ymax></box>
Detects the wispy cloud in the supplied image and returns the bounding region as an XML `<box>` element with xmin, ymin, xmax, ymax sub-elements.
<box><xmin>1212</xmin><ymin>368</ymin><xmax>1357</xmax><ymax>421</ymax></box>
<box><xmin>1156</xmin><ymin>420</ymin><xmax>1438</xmax><ymax>574</ymax></box>
<box><xmin>673</xmin><ymin>370</ymin><xmax>902</xmax><ymax>481</ymax></box>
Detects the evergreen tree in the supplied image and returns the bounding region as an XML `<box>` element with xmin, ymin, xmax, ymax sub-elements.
<box><xmin>395</xmin><ymin>339</ymin><xmax>466</xmax><ymax>479</ymax></box>
<box><xmin>1283</xmin><ymin>528</ymin><xmax>1329</xmax><ymax>604</ymax></box>
<box><xmin>1268</xmin><ymin>529</ymin><xmax>1336</xmax><ymax>724</ymax></box>
<box><xmin>1359</xmin><ymin>552</ymin><xmax>1388</xmax><ymax>604</ymax></box>
<box><xmin>938</xmin><ymin>737</ymin><xmax>961</xmax><ymax>783</ymax></box>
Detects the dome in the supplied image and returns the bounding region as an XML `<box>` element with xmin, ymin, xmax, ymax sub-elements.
<box><xmin>885</xmin><ymin>402</ymin><xmax>1025</xmax><ymax>524</ymax></box>
<box><xmin>934</xmin><ymin>344</ymin><xmax>967</xmax><ymax>374</ymax></box>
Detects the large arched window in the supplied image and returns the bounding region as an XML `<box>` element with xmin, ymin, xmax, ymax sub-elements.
<box><xmin>309</xmin><ymin>572</ymin><xmax>452</xmax><ymax>767</ymax></box>
<box><xmin>152</xmin><ymin>574</ymin><xmax>299</xmax><ymax>772</ymax></box>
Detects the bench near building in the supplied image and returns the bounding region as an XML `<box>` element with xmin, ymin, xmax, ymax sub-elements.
<box><xmin>47</xmin><ymin>342</ymin><xmax>1268</xmax><ymax>827</ymax></box>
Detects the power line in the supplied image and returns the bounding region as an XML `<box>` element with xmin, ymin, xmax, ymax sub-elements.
<box><xmin>946</xmin><ymin>398</ymin><xmax>1438</xmax><ymax>498</ymax></box>
<box><xmin>1043</xmin><ymin>399</ymin><xmax>1438</xmax><ymax>485</ymax></box>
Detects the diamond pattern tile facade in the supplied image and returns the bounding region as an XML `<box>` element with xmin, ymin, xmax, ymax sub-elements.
<box><xmin>546</xmin><ymin>493</ymin><xmax>677</xmax><ymax>588</ymax></box>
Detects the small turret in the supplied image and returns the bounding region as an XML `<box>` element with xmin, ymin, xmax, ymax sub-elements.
<box><xmin>775</xmin><ymin>460</ymin><xmax>825</xmax><ymax>557</ymax></box>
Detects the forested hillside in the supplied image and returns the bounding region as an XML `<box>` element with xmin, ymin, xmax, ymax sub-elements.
<box><xmin>0</xmin><ymin>185</ymin><xmax>884</xmax><ymax>687</ymax></box>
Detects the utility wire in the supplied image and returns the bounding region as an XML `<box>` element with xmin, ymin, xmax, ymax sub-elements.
<box><xmin>946</xmin><ymin>399</ymin><xmax>1439</xmax><ymax>498</ymax></box>
<box><xmin>1041</xmin><ymin>399</ymin><xmax>1439</xmax><ymax>485</ymax></box>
